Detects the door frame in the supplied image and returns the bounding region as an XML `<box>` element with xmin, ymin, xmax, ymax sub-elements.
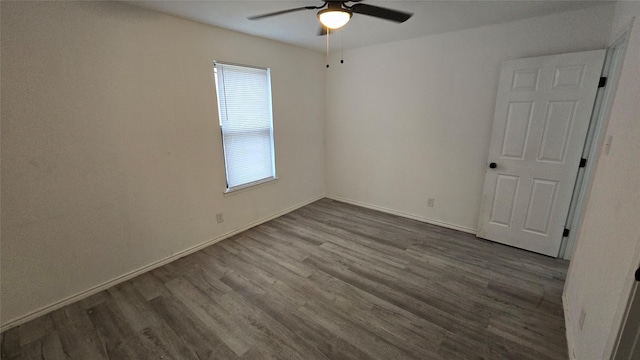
<box><xmin>605</xmin><ymin>16</ymin><xmax>640</xmax><ymax>360</ymax></box>
<box><xmin>558</xmin><ymin>31</ymin><xmax>630</xmax><ymax>260</ymax></box>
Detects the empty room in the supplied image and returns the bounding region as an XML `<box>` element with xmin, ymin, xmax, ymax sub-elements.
<box><xmin>1</xmin><ymin>1</ymin><xmax>639</xmax><ymax>359</ymax></box>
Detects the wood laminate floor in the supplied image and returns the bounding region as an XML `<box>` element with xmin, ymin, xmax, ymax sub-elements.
<box><xmin>1</xmin><ymin>199</ymin><xmax>570</xmax><ymax>359</ymax></box>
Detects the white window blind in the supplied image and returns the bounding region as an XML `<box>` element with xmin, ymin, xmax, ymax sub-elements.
<box><xmin>214</xmin><ymin>62</ymin><xmax>276</xmax><ymax>191</ymax></box>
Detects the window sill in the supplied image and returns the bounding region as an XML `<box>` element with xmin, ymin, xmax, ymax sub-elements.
<box><xmin>224</xmin><ymin>177</ymin><xmax>279</xmax><ymax>196</ymax></box>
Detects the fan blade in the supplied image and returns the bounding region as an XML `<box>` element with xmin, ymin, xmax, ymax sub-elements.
<box><xmin>318</xmin><ymin>26</ymin><xmax>328</xmax><ymax>36</ymax></box>
<box><xmin>248</xmin><ymin>6</ymin><xmax>321</xmax><ymax>20</ymax></box>
<box><xmin>349</xmin><ymin>3</ymin><xmax>412</xmax><ymax>23</ymax></box>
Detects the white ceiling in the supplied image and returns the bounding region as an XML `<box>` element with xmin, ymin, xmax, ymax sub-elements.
<box><xmin>128</xmin><ymin>1</ymin><xmax>610</xmax><ymax>52</ymax></box>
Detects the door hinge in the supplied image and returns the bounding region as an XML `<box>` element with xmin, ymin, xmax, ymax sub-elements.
<box><xmin>598</xmin><ymin>77</ymin><xmax>607</xmax><ymax>88</ymax></box>
<box><xmin>563</xmin><ymin>228</ymin><xmax>570</xmax><ymax>237</ymax></box>
<box><xmin>579</xmin><ymin>158</ymin><xmax>587</xmax><ymax>168</ymax></box>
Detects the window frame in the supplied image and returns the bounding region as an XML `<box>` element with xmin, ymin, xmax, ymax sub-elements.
<box><xmin>213</xmin><ymin>61</ymin><xmax>277</xmax><ymax>194</ymax></box>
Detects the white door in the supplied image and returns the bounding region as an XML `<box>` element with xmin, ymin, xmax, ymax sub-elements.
<box><xmin>477</xmin><ymin>50</ymin><xmax>605</xmax><ymax>257</ymax></box>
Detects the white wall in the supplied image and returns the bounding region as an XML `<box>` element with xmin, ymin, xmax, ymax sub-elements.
<box><xmin>0</xmin><ymin>1</ymin><xmax>325</xmax><ymax>328</ymax></box>
<box><xmin>564</xmin><ymin>2</ymin><xmax>640</xmax><ymax>359</ymax></box>
<box><xmin>325</xmin><ymin>5</ymin><xmax>614</xmax><ymax>232</ymax></box>
<box><xmin>2</xmin><ymin>3</ymin><xmax>634</xmax><ymax>350</ymax></box>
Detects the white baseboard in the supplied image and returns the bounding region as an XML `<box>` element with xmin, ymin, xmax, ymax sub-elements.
<box><xmin>563</xmin><ymin>292</ymin><xmax>578</xmax><ymax>360</ymax></box>
<box><xmin>325</xmin><ymin>195</ymin><xmax>477</xmax><ymax>234</ymax></box>
<box><xmin>0</xmin><ymin>195</ymin><xmax>324</xmax><ymax>333</ymax></box>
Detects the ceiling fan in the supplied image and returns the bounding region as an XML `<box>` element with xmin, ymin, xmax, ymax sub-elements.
<box><xmin>248</xmin><ymin>1</ymin><xmax>413</xmax><ymax>33</ymax></box>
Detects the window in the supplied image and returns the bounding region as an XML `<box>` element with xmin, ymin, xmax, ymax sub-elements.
<box><xmin>214</xmin><ymin>62</ymin><xmax>276</xmax><ymax>192</ymax></box>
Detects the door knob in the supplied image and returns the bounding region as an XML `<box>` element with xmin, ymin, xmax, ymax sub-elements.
<box><xmin>489</xmin><ymin>162</ymin><xmax>497</xmax><ymax>169</ymax></box>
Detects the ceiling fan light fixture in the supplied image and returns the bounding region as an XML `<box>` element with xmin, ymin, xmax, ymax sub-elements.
<box><xmin>317</xmin><ymin>8</ymin><xmax>352</xmax><ymax>29</ymax></box>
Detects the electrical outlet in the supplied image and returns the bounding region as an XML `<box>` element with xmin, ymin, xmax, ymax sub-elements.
<box><xmin>579</xmin><ymin>309</ymin><xmax>587</xmax><ymax>330</ymax></box>
<box><xmin>427</xmin><ymin>198</ymin><xmax>435</xmax><ymax>207</ymax></box>
<box><xmin>216</xmin><ymin>213</ymin><xmax>224</xmax><ymax>224</ymax></box>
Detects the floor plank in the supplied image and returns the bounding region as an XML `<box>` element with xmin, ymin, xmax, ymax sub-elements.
<box><xmin>1</xmin><ymin>198</ymin><xmax>569</xmax><ymax>359</ymax></box>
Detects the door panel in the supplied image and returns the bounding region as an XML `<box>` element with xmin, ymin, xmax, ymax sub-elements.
<box><xmin>523</xmin><ymin>179</ymin><xmax>558</xmax><ymax>236</ymax></box>
<box><xmin>477</xmin><ymin>50</ymin><xmax>605</xmax><ymax>256</ymax></box>
<box><xmin>502</xmin><ymin>102</ymin><xmax>533</xmax><ymax>159</ymax></box>
<box><xmin>538</xmin><ymin>101</ymin><xmax>577</xmax><ymax>162</ymax></box>
<box><xmin>489</xmin><ymin>175</ymin><xmax>519</xmax><ymax>227</ymax></box>
<box><xmin>511</xmin><ymin>69</ymin><xmax>540</xmax><ymax>91</ymax></box>
<box><xmin>552</xmin><ymin>65</ymin><xmax>586</xmax><ymax>88</ymax></box>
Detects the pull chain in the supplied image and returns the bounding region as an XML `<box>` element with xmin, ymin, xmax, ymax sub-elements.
<box><xmin>341</xmin><ymin>30</ymin><xmax>344</xmax><ymax>64</ymax></box>
<box><xmin>326</xmin><ymin>28</ymin><xmax>330</xmax><ymax>68</ymax></box>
